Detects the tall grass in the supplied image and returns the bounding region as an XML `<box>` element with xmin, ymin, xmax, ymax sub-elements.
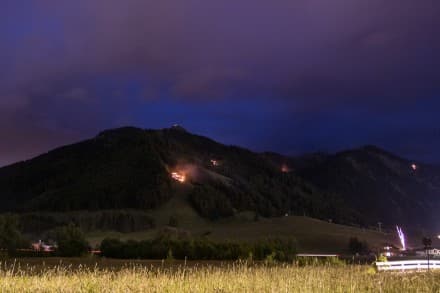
<box><xmin>0</xmin><ymin>261</ymin><xmax>439</xmax><ymax>292</ymax></box>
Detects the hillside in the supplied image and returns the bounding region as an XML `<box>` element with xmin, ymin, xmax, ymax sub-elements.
<box><xmin>0</xmin><ymin>126</ymin><xmax>358</xmax><ymax>224</ymax></box>
<box><xmin>82</xmin><ymin>190</ymin><xmax>398</xmax><ymax>253</ymax></box>
<box><xmin>0</xmin><ymin>126</ymin><xmax>438</xmax><ymax>235</ymax></box>
<box><xmin>294</xmin><ymin>146</ymin><xmax>440</xmax><ymax>232</ymax></box>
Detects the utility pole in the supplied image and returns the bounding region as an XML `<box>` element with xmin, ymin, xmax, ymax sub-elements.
<box><xmin>423</xmin><ymin>237</ymin><xmax>432</xmax><ymax>272</ymax></box>
<box><xmin>377</xmin><ymin>222</ymin><xmax>382</xmax><ymax>233</ymax></box>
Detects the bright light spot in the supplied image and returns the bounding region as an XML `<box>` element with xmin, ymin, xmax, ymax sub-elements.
<box><xmin>210</xmin><ymin>159</ymin><xmax>219</xmax><ymax>166</ymax></box>
<box><xmin>281</xmin><ymin>164</ymin><xmax>290</xmax><ymax>173</ymax></box>
<box><xmin>437</xmin><ymin>235</ymin><xmax>440</xmax><ymax>240</ymax></box>
<box><xmin>396</xmin><ymin>226</ymin><xmax>406</xmax><ymax>251</ymax></box>
<box><xmin>171</xmin><ymin>172</ymin><xmax>186</xmax><ymax>183</ymax></box>
<box><xmin>411</xmin><ymin>164</ymin><xmax>417</xmax><ymax>171</ymax></box>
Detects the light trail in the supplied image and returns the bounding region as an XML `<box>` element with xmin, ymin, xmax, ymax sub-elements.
<box><xmin>396</xmin><ymin>225</ymin><xmax>406</xmax><ymax>251</ymax></box>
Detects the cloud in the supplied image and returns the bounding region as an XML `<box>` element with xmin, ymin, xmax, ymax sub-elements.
<box><xmin>2</xmin><ymin>0</ymin><xmax>439</xmax><ymax>104</ymax></box>
<box><xmin>60</xmin><ymin>88</ymin><xmax>89</xmax><ymax>101</ymax></box>
<box><xmin>0</xmin><ymin>0</ymin><xmax>439</xmax><ymax>165</ymax></box>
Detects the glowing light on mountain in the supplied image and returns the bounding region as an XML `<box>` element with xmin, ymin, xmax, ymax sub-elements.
<box><xmin>171</xmin><ymin>172</ymin><xmax>186</xmax><ymax>183</ymax></box>
<box><xmin>396</xmin><ymin>226</ymin><xmax>406</xmax><ymax>251</ymax></box>
<box><xmin>411</xmin><ymin>164</ymin><xmax>417</xmax><ymax>171</ymax></box>
<box><xmin>210</xmin><ymin>159</ymin><xmax>219</xmax><ymax>166</ymax></box>
<box><xmin>281</xmin><ymin>164</ymin><xmax>290</xmax><ymax>173</ymax></box>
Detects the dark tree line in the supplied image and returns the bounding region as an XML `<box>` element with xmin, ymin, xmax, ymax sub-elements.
<box><xmin>53</xmin><ymin>223</ymin><xmax>89</xmax><ymax>257</ymax></box>
<box><xmin>0</xmin><ymin>214</ymin><xmax>89</xmax><ymax>257</ymax></box>
<box><xmin>0</xmin><ymin>214</ymin><xmax>28</xmax><ymax>254</ymax></box>
<box><xmin>348</xmin><ymin>237</ymin><xmax>369</xmax><ymax>255</ymax></box>
<box><xmin>18</xmin><ymin>210</ymin><xmax>155</xmax><ymax>234</ymax></box>
<box><xmin>100</xmin><ymin>237</ymin><xmax>297</xmax><ymax>261</ymax></box>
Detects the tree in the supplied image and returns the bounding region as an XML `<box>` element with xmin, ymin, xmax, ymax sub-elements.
<box><xmin>55</xmin><ymin>223</ymin><xmax>89</xmax><ymax>257</ymax></box>
<box><xmin>188</xmin><ymin>185</ymin><xmax>234</xmax><ymax>219</ymax></box>
<box><xmin>0</xmin><ymin>214</ymin><xmax>27</xmax><ymax>254</ymax></box>
<box><xmin>168</xmin><ymin>215</ymin><xmax>179</xmax><ymax>227</ymax></box>
<box><xmin>100</xmin><ymin>238</ymin><xmax>124</xmax><ymax>258</ymax></box>
<box><xmin>348</xmin><ymin>237</ymin><xmax>369</xmax><ymax>255</ymax></box>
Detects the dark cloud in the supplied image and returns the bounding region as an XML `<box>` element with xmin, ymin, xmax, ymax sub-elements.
<box><xmin>2</xmin><ymin>0</ymin><xmax>439</xmax><ymax>101</ymax></box>
<box><xmin>0</xmin><ymin>0</ymin><xmax>439</xmax><ymax>165</ymax></box>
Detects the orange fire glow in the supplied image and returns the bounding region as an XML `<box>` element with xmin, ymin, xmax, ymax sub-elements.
<box><xmin>171</xmin><ymin>172</ymin><xmax>186</xmax><ymax>183</ymax></box>
<box><xmin>281</xmin><ymin>164</ymin><xmax>290</xmax><ymax>173</ymax></box>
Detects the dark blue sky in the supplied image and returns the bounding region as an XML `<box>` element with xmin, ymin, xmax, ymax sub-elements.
<box><xmin>1</xmin><ymin>1</ymin><xmax>439</xmax><ymax>166</ymax></box>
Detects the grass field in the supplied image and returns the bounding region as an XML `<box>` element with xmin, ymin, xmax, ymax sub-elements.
<box><xmin>0</xmin><ymin>259</ymin><xmax>439</xmax><ymax>292</ymax></box>
<box><xmin>86</xmin><ymin>193</ymin><xmax>398</xmax><ymax>253</ymax></box>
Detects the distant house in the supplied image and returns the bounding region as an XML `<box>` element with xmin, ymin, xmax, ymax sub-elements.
<box><xmin>31</xmin><ymin>240</ymin><xmax>57</xmax><ymax>252</ymax></box>
<box><xmin>415</xmin><ymin>248</ymin><xmax>440</xmax><ymax>257</ymax></box>
<box><xmin>381</xmin><ymin>244</ymin><xmax>400</xmax><ymax>257</ymax></box>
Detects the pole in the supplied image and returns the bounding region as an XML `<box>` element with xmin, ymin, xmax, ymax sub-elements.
<box><xmin>423</xmin><ymin>237</ymin><xmax>432</xmax><ymax>272</ymax></box>
<box><xmin>428</xmin><ymin>249</ymin><xmax>430</xmax><ymax>272</ymax></box>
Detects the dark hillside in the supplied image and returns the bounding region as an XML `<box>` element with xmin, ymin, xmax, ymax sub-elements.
<box><xmin>0</xmin><ymin>127</ymin><xmax>438</xmax><ymax>232</ymax></box>
<box><xmin>294</xmin><ymin>146</ymin><xmax>440</xmax><ymax>231</ymax></box>
<box><xmin>0</xmin><ymin>127</ymin><xmax>171</xmax><ymax>211</ymax></box>
<box><xmin>0</xmin><ymin>126</ymin><xmax>358</xmax><ymax>225</ymax></box>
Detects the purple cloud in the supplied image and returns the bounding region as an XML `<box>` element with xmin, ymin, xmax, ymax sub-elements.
<box><xmin>0</xmin><ymin>0</ymin><xmax>439</xmax><ymax>165</ymax></box>
<box><xmin>2</xmin><ymin>0</ymin><xmax>438</xmax><ymax>101</ymax></box>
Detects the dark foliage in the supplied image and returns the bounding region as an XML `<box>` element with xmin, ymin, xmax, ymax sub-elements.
<box><xmin>0</xmin><ymin>214</ymin><xmax>28</xmax><ymax>253</ymax></box>
<box><xmin>189</xmin><ymin>184</ymin><xmax>234</xmax><ymax>220</ymax></box>
<box><xmin>348</xmin><ymin>237</ymin><xmax>369</xmax><ymax>255</ymax></box>
<box><xmin>55</xmin><ymin>224</ymin><xmax>89</xmax><ymax>257</ymax></box>
<box><xmin>18</xmin><ymin>210</ymin><xmax>155</xmax><ymax>234</ymax></box>
<box><xmin>100</xmin><ymin>237</ymin><xmax>297</xmax><ymax>261</ymax></box>
<box><xmin>168</xmin><ymin>215</ymin><xmax>179</xmax><ymax>227</ymax></box>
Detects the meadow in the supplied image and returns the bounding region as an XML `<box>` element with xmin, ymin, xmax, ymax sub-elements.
<box><xmin>0</xmin><ymin>259</ymin><xmax>439</xmax><ymax>292</ymax></box>
<box><xmin>85</xmin><ymin>193</ymin><xmax>397</xmax><ymax>253</ymax></box>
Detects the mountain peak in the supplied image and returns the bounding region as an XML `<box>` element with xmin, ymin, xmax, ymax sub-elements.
<box><xmin>169</xmin><ymin>124</ymin><xmax>188</xmax><ymax>132</ymax></box>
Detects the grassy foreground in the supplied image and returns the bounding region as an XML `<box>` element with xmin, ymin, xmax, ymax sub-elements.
<box><xmin>0</xmin><ymin>261</ymin><xmax>439</xmax><ymax>292</ymax></box>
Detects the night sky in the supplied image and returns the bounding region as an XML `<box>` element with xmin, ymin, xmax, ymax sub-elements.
<box><xmin>1</xmin><ymin>1</ymin><xmax>439</xmax><ymax>166</ymax></box>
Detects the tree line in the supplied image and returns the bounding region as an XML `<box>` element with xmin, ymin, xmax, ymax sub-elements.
<box><xmin>100</xmin><ymin>237</ymin><xmax>297</xmax><ymax>261</ymax></box>
<box><xmin>0</xmin><ymin>214</ymin><xmax>89</xmax><ymax>257</ymax></box>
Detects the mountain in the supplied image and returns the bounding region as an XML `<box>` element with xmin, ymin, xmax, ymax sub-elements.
<box><xmin>294</xmin><ymin>146</ymin><xmax>440</xmax><ymax>232</ymax></box>
<box><xmin>0</xmin><ymin>126</ymin><xmax>438</xmax><ymax>233</ymax></box>
<box><xmin>0</xmin><ymin>126</ymin><xmax>358</xmax><ymax>223</ymax></box>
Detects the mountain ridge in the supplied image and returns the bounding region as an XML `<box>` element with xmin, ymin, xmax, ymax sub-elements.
<box><xmin>0</xmin><ymin>126</ymin><xmax>438</xmax><ymax>232</ymax></box>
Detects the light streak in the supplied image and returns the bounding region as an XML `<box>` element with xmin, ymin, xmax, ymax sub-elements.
<box><xmin>396</xmin><ymin>225</ymin><xmax>406</xmax><ymax>251</ymax></box>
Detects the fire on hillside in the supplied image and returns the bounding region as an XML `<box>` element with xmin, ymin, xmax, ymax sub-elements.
<box><xmin>281</xmin><ymin>164</ymin><xmax>291</xmax><ymax>173</ymax></box>
<box><xmin>171</xmin><ymin>171</ymin><xmax>186</xmax><ymax>183</ymax></box>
